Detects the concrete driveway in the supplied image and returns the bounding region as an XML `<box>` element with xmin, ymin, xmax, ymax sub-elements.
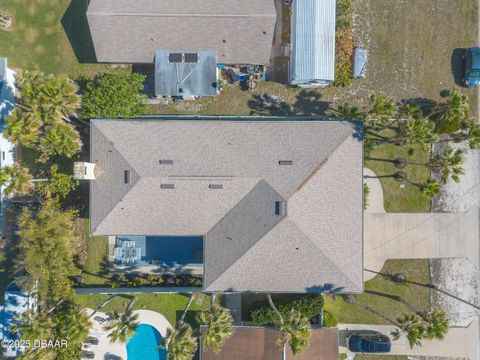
<box><xmin>338</xmin><ymin>320</ymin><xmax>479</xmax><ymax>359</ymax></box>
<box><xmin>364</xmin><ymin>208</ymin><xmax>480</xmax><ymax>280</ymax></box>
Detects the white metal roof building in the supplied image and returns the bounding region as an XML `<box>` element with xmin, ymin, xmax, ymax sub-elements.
<box><xmin>289</xmin><ymin>0</ymin><xmax>336</xmax><ymax>87</ymax></box>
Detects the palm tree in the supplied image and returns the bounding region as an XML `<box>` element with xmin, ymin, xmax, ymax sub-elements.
<box><xmin>424</xmin><ymin>309</ymin><xmax>449</xmax><ymax>340</ymax></box>
<box><xmin>391</xmin><ymin>313</ymin><xmax>427</xmax><ymax>349</ymax></box>
<box><xmin>103</xmin><ymin>308</ymin><xmax>139</xmax><ymax>344</ymax></box>
<box><xmin>198</xmin><ymin>303</ymin><xmax>234</xmax><ymax>353</ymax></box>
<box><xmin>159</xmin><ymin>293</ymin><xmax>198</xmax><ymax>359</ymax></box>
<box><xmin>399</xmin><ymin>117</ymin><xmax>439</xmax><ymax>150</ymax></box>
<box><xmin>39</xmin><ymin>123</ymin><xmax>82</xmax><ymax>162</ymax></box>
<box><xmin>161</xmin><ymin>322</ymin><xmax>198</xmax><ymax>360</ymax></box>
<box><xmin>430</xmin><ymin>147</ymin><xmax>465</xmax><ymax>183</ymax></box>
<box><xmin>4</xmin><ymin>109</ymin><xmax>41</xmax><ymax>145</ymax></box>
<box><xmin>16</xmin><ymin>71</ymin><xmax>80</xmax><ymax>118</ymax></box>
<box><xmin>267</xmin><ymin>294</ymin><xmax>312</xmax><ymax>355</ymax></box>
<box><xmin>434</xmin><ymin>89</ymin><xmax>469</xmax><ymax>134</ymax></box>
<box><xmin>39</xmin><ymin>74</ymin><xmax>80</xmax><ymax>119</ymax></box>
<box><xmin>331</xmin><ymin>103</ymin><xmax>364</xmax><ymax>120</ymax></box>
<box><xmin>0</xmin><ymin>165</ymin><xmax>33</xmax><ymax>196</ymax></box>
<box><xmin>421</xmin><ymin>179</ymin><xmax>442</xmax><ymax>198</ymax></box>
<box><xmin>447</xmin><ymin>122</ymin><xmax>480</xmax><ymax>149</ymax></box>
<box><xmin>277</xmin><ymin>309</ymin><xmax>312</xmax><ymax>355</ymax></box>
<box><xmin>365</xmin><ymin>93</ymin><xmax>397</xmax><ymax>129</ymax></box>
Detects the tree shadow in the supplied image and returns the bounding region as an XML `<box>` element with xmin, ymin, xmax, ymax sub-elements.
<box><xmin>451</xmin><ymin>48</ymin><xmax>466</xmax><ymax>87</ymax></box>
<box><xmin>365</xmin><ymin>268</ymin><xmax>480</xmax><ymax>311</ymax></box>
<box><xmin>61</xmin><ymin>0</ymin><xmax>97</xmax><ymax>63</ymax></box>
<box><xmin>305</xmin><ymin>283</ymin><xmax>345</xmax><ymax>293</ymax></box>
<box><xmin>175</xmin><ymin>309</ymin><xmax>202</xmax><ymax>328</ymax></box>
<box><xmin>247</xmin><ymin>89</ymin><xmax>332</xmax><ymax>116</ymax></box>
<box><xmin>293</xmin><ymin>90</ymin><xmax>332</xmax><ymax>115</ymax></box>
<box><xmin>399</xmin><ymin>97</ymin><xmax>438</xmax><ymax>116</ymax></box>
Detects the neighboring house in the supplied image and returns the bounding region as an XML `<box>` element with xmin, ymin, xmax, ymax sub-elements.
<box><xmin>88</xmin><ymin>119</ymin><xmax>363</xmax><ymax>294</ymax></box>
<box><xmin>0</xmin><ymin>58</ymin><xmax>15</xmax><ymax>219</ymax></box>
<box><xmin>0</xmin><ymin>282</ymin><xmax>37</xmax><ymax>358</ymax></box>
<box><xmin>289</xmin><ymin>0</ymin><xmax>336</xmax><ymax>87</ymax></box>
<box><xmin>86</xmin><ymin>0</ymin><xmax>276</xmax><ymax>97</ymax></box>
<box><xmin>201</xmin><ymin>326</ymin><xmax>339</xmax><ymax>360</ymax></box>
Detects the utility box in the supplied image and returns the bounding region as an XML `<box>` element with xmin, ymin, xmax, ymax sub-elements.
<box><xmin>74</xmin><ymin>162</ymin><xmax>96</xmax><ymax>180</ymax></box>
<box><xmin>353</xmin><ymin>47</ymin><xmax>368</xmax><ymax>79</ymax></box>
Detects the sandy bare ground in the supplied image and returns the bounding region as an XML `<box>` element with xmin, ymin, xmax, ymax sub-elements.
<box><xmin>430</xmin><ymin>258</ymin><xmax>480</xmax><ymax>327</ymax></box>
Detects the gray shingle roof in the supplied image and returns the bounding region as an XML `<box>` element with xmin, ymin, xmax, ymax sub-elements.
<box><xmin>90</xmin><ymin>119</ymin><xmax>363</xmax><ymax>293</ymax></box>
<box><xmin>86</xmin><ymin>0</ymin><xmax>276</xmax><ymax>64</ymax></box>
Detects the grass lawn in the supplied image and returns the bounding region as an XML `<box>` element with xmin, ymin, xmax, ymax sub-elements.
<box><xmin>75</xmin><ymin>293</ymin><xmax>210</xmax><ymax>327</ymax></box>
<box><xmin>365</xmin><ymin>139</ymin><xmax>431</xmax><ymax>213</ymax></box>
<box><xmin>82</xmin><ymin>219</ymin><xmax>109</xmax><ymax>286</ymax></box>
<box><xmin>324</xmin><ymin>259</ymin><xmax>432</xmax><ymax>325</ymax></box>
<box><xmin>0</xmin><ymin>0</ymin><xmax>109</xmax><ymax>76</ymax></box>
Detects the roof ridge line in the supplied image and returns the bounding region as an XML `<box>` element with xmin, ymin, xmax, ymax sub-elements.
<box><xmin>204</xmin><ymin>180</ymin><xmax>286</xmax><ymax>289</ymax></box>
<box><xmin>207</xmin><ymin>217</ymin><xmax>358</xmax><ymax>292</ymax></box>
<box><xmin>291</xmin><ymin>123</ymin><xmax>357</xmax><ymax>196</ymax></box>
<box><xmin>287</xmin><ymin>215</ymin><xmax>360</xmax><ymax>291</ymax></box>
<box><xmin>90</xmin><ymin>124</ymin><xmax>141</xmax><ymax>233</ymax></box>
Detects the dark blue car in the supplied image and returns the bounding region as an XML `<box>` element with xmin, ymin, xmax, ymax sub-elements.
<box><xmin>463</xmin><ymin>47</ymin><xmax>480</xmax><ymax>87</ymax></box>
<box><xmin>347</xmin><ymin>332</ymin><xmax>391</xmax><ymax>353</ymax></box>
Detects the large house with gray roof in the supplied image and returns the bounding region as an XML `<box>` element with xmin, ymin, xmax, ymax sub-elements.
<box><xmin>88</xmin><ymin>119</ymin><xmax>364</xmax><ymax>293</ymax></box>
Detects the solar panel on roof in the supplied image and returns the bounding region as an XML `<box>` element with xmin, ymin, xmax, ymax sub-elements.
<box><xmin>184</xmin><ymin>53</ymin><xmax>199</xmax><ymax>63</ymax></box>
<box><xmin>168</xmin><ymin>53</ymin><xmax>182</xmax><ymax>63</ymax></box>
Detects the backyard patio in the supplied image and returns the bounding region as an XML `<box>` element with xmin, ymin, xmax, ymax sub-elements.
<box><xmin>110</xmin><ymin>236</ymin><xmax>204</xmax><ymax>276</ymax></box>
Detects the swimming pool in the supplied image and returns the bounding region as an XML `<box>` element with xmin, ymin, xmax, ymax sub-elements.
<box><xmin>126</xmin><ymin>324</ymin><xmax>166</xmax><ymax>360</ymax></box>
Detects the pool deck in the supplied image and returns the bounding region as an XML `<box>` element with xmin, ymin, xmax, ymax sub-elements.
<box><xmin>85</xmin><ymin>308</ymin><xmax>172</xmax><ymax>359</ymax></box>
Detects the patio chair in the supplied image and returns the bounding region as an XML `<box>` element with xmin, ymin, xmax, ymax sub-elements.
<box><xmin>81</xmin><ymin>350</ymin><xmax>95</xmax><ymax>359</ymax></box>
<box><xmin>134</xmin><ymin>247</ymin><xmax>142</xmax><ymax>263</ymax></box>
<box><xmin>87</xmin><ymin>337</ymin><xmax>99</xmax><ymax>345</ymax></box>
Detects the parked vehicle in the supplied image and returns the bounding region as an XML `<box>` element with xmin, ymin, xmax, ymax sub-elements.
<box><xmin>463</xmin><ymin>47</ymin><xmax>480</xmax><ymax>87</ymax></box>
<box><xmin>347</xmin><ymin>331</ymin><xmax>391</xmax><ymax>353</ymax></box>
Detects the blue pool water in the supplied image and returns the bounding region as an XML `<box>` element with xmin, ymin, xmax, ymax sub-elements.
<box><xmin>126</xmin><ymin>324</ymin><xmax>166</xmax><ymax>360</ymax></box>
<box><xmin>145</xmin><ymin>236</ymin><xmax>203</xmax><ymax>265</ymax></box>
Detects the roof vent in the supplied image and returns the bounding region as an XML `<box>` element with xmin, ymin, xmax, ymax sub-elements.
<box><xmin>159</xmin><ymin>160</ymin><xmax>174</xmax><ymax>165</ymax></box>
<box><xmin>161</xmin><ymin>184</ymin><xmax>175</xmax><ymax>189</ymax></box>
<box><xmin>209</xmin><ymin>184</ymin><xmax>223</xmax><ymax>189</ymax></box>
<box><xmin>275</xmin><ymin>201</ymin><xmax>285</xmax><ymax>215</ymax></box>
<box><xmin>124</xmin><ymin>170</ymin><xmax>130</xmax><ymax>184</ymax></box>
<box><xmin>278</xmin><ymin>160</ymin><xmax>293</xmax><ymax>165</ymax></box>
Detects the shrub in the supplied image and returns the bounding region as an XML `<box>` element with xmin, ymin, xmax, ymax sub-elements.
<box><xmin>322</xmin><ymin>310</ymin><xmax>338</xmax><ymax>327</ymax></box>
<box><xmin>251</xmin><ymin>295</ymin><xmax>324</xmax><ymax>325</ymax></box>
<box><xmin>333</xmin><ymin>0</ymin><xmax>354</xmax><ymax>87</ymax></box>
<box><xmin>80</xmin><ymin>72</ymin><xmax>147</xmax><ymax>119</ymax></box>
<box><xmin>363</xmin><ymin>183</ymin><xmax>370</xmax><ymax>210</ymax></box>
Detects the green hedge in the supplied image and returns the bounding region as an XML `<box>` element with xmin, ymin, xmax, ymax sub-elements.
<box><xmin>251</xmin><ymin>296</ymin><xmax>324</xmax><ymax>325</ymax></box>
<box><xmin>322</xmin><ymin>310</ymin><xmax>338</xmax><ymax>327</ymax></box>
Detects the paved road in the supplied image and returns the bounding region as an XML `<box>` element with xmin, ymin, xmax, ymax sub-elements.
<box><xmin>338</xmin><ymin>320</ymin><xmax>479</xmax><ymax>359</ymax></box>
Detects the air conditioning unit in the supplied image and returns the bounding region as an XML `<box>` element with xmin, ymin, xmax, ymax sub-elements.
<box><xmin>74</xmin><ymin>162</ymin><xmax>96</xmax><ymax>180</ymax></box>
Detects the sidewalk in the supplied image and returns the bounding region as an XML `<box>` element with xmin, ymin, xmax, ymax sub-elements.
<box><xmin>364</xmin><ymin>168</ymin><xmax>386</xmax><ymax>213</ymax></box>
<box><xmin>338</xmin><ymin>320</ymin><xmax>479</xmax><ymax>359</ymax></box>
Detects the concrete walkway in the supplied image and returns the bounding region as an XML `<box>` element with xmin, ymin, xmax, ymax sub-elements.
<box><xmin>364</xmin><ymin>168</ymin><xmax>386</xmax><ymax>213</ymax></box>
<box><xmin>364</xmin><ymin>208</ymin><xmax>480</xmax><ymax>280</ymax></box>
<box><xmin>338</xmin><ymin>320</ymin><xmax>479</xmax><ymax>359</ymax></box>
